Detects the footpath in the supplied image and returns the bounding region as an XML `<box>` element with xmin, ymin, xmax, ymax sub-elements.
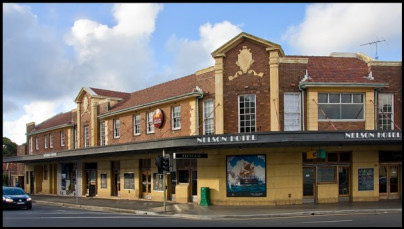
<box><xmin>31</xmin><ymin>195</ymin><xmax>402</xmax><ymax>220</ymax></box>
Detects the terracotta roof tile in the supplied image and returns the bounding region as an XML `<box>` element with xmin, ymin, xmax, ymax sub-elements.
<box><xmin>89</xmin><ymin>87</ymin><xmax>131</xmax><ymax>99</ymax></box>
<box><xmin>107</xmin><ymin>74</ymin><xmax>198</xmax><ymax>113</ymax></box>
<box><xmin>31</xmin><ymin>111</ymin><xmax>76</xmax><ymax>133</ymax></box>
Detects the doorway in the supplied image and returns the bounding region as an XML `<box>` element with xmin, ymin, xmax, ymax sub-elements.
<box><xmin>29</xmin><ymin>171</ymin><xmax>35</xmax><ymax>194</ymax></box>
<box><xmin>303</xmin><ymin>167</ymin><xmax>315</xmax><ymax>203</ymax></box>
<box><xmin>111</xmin><ymin>161</ymin><xmax>120</xmax><ymax>197</ymax></box>
<box><xmin>379</xmin><ymin>165</ymin><xmax>401</xmax><ymax>199</ymax></box>
<box><xmin>338</xmin><ymin>166</ymin><xmax>350</xmax><ymax>201</ymax></box>
<box><xmin>140</xmin><ymin>171</ymin><xmax>151</xmax><ymax>199</ymax></box>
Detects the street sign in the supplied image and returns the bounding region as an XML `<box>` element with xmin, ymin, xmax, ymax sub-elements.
<box><xmin>173</xmin><ymin>153</ymin><xmax>208</xmax><ymax>159</ymax></box>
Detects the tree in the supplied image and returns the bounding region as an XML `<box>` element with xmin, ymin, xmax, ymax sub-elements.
<box><xmin>3</xmin><ymin>137</ymin><xmax>17</xmax><ymax>157</ymax></box>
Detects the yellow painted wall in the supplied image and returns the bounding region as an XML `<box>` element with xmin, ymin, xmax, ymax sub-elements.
<box><xmin>317</xmin><ymin>183</ymin><xmax>339</xmax><ymax>203</ymax></box>
<box><xmin>351</xmin><ymin>149</ymin><xmax>379</xmax><ymax>202</ymax></box>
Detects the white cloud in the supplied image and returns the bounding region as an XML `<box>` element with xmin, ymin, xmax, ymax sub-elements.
<box><xmin>3</xmin><ymin>100</ymin><xmax>74</xmax><ymax>145</ymax></box>
<box><xmin>165</xmin><ymin>20</ymin><xmax>242</xmax><ymax>77</ymax></box>
<box><xmin>282</xmin><ymin>3</ymin><xmax>402</xmax><ymax>58</ymax></box>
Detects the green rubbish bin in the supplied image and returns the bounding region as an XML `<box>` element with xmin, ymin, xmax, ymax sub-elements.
<box><xmin>200</xmin><ymin>187</ymin><xmax>210</xmax><ymax>206</ymax></box>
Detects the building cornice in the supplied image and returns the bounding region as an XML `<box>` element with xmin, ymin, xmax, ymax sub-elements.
<box><xmin>299</xmin><ymin>82</ymin><xmax>388</xmax><ymax>89</ymax></box>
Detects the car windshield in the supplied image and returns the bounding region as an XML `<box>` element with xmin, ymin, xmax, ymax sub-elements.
<box><xmin>3</xmin><ymin>188</ymin><xmax>26</xmax><ymax>195</ymax></box>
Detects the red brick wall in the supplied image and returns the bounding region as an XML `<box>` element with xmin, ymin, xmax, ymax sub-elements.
<box><xmin>222</xmin><ymin>39</ymin><xmax>270</xmax><ymax>133</ymax></box>
<box><xmin>318</xmin><ymin>121</ymin><xmax>365</xmax><ymax>131</ymax></box>
<box><xmin>30</xmin><ymin>127</ymin><xmax>70</xmax><ymax>154</ymax></box>
<box><xmin>106</xmin><ymin>100</ymin><xmax>194</xmax><ymax>145</ymax></box>
<box><xmin>371</xmin><ymin>65</ymin><xmax>402</xmax><ymax>130</ymax></box>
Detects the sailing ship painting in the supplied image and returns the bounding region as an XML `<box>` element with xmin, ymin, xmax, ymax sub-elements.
<box><xmin>226</xmin><ymin>155</ymin><xmax>266</xmax><ymax>197</ymax></box>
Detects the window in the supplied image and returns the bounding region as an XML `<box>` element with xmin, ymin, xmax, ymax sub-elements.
<box><xmin>113</xmin><ymin>119</ymin><xmax>120</xmax><ymax>138</ymax></box>
<box><xmin>100</xmin><ymin>122</ymin><xmax>105</xmax><ymax>146</ymax></box>
<box><xmin>60</xmin><ymin>131</ymin><xmax>65</xmax><ymax>146</ymax></box>
<box><xmin>35</xmin><ymin>137</ymin><xmax>39</xmax><ymax>150</ymax></box>
<box><xmin>147</xmin><ymin>111</ymin><xmax>154</xmax><ymax>133</ymax></box>
<box><xmin>317</xmin><ymin>167</ymin><xmax>336</xmax><ymax>183</ymax></box>
<box><xmin>239</xmin><ymin>94</ymin><xmax>256</xmax><ymax>133</ymax></box>
<box><xmin>124</xmin><ymin>173</ymin><xmax>134</xmax><ymax>189</ymax></box>
<box><xmin>203</xmin><ymin>100</ymin><xmax>214</xmax><ymax>135</ymax></box>
<box><xmin>318</xmin><ymin>93</ymin><xmax>364</xmax><ymax>120</ymax></box>
<box><xmin>284</xmin><ymin>93</ymin><xmax>301</xmax><ymax>131</ymax></box>
<box><xmin>43</xmin><ymin>165</ymin><xmax>48</xmax><ymax>180</ymax></box>
<box><xmin>29</xmin><ymin>137</ymin><xmax>33</xmax><ymax>154</ymax></box>
<box><xmin>100</xmin><ymin>174</ymin><xmax>107</xmax><ymax>189</ymax></box>
<box><xmin>84</xmin><ymin>125</ymin><xmax>89</xmax><ymax>148</ymax></box>
<box><xmin>73</xmin><ymin>127</ymin><xmax>77</xmax><ymax>149</ymax></box>
<box><xmin>172</xmin><ymin>106</ymin><xmax>181</xmax><ymax>130</ymax></box>
<box><xmin>378</xmin><ymin>93</ymin><xmax>394</xmax><ymax>130</ymax></box>
<box><xmin>50</xmin><ymin>133</ymin><xmax>54</xmax><ymax>148</ymax></box>
<box><xmin>44</xmin><ymin>135</ymin><xmax>48</xmax><ymax>149</ymax></box>
<box><xmin>134</xmin><ymin>114</ymin><xmax>141</xmax><ymax>135</ymax></box>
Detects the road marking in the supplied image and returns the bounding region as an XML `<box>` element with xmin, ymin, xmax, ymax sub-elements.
<box><xmin>3</xmin><ymin>216</ymin><xmax>167</xmax><ymax>219</ymax></box>
<box><xmin>302</xmin><ymin>219</ymin><xmax>353</xmax><ymax>224</ymax></box>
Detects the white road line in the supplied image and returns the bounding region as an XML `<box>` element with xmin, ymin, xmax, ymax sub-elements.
<box><xmin>302</xmin><ymin>219</ymin><xmax>353</xmax><ymax>224</ymax></box>
<box><xmin>3</xmin><ymin>216</ymin><xmax>166</xmax><ymax>219</ymax></box>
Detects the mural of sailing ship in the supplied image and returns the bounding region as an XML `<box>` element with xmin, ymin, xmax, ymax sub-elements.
<box><xmin>226</xmin><ymin>155</ymin><xmax>266</xmax><ymax>197</ymax></box>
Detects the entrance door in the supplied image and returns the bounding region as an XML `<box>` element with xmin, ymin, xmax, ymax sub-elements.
<box><xmin>338</xmin><ymin>167</ymin><xmax>350</xmax><ymax>201</ymax></box>
<box><xmin>30</xmin><ymin>171</ymin><xmax>35</xmax><ymax>194</ymax></box>
<box><xmin>379</xmin><ymin>165</ymin><xmax>401</xmax><ymax>199</ymax></box>
<box><xmin>303</xmin><ymin>167</ymin><xmax>315</xmax><ymax>202</ymax></box>
<box><xmin>141</xmin><ymin>170</ymin><xmax>151</xmax><ymax>199</ymax></box>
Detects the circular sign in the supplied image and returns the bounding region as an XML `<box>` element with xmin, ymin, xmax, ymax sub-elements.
<box><xmin>153</xmin><ymin>108</ymin><xmax>164</xmax><ymax>129</ymax></box>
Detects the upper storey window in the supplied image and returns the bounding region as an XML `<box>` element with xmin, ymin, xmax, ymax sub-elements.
<box><xmin>239</xmin><ymin>94</ymin><xmax>256</xmax><ymax>133</ymax></box>
<box><xmin>50</xmin><ymin>133</ymin><xmax>54</xmax><ymax>148</ymax></box>
<box><xmin>378</xmin><ymin>93</ymin><xmax>394</xmax><ymax>130</ymax></box>
<box><xmin>114</xmin><ymin>119</ymin><xmax>120</xmax><ymax>138</ymax></box>
<box><xmin>318</xmin><ymin>93</ymin><xmax>364</xmax><ymax>120</ymax></box>
<box><xmin>35</xmin><ymin>136</ymin><xmax>39</xmax><ymax>151</ymax></box>
<box><xmin>203</xmin><ymin>99</ymin><xmax>214</xmax><ymax>135</ymax></box>
<box><xmin>147</xmin><ymin>111</ymin><xmax>155</xmax><ymax>134</ymax></box>
<box><xmin>84</xmin><ymin>125</ymin><xmax>90</xmax><ymax>148</ymax></box>
<box><xmin>172</xmin><ymin>106</ymin><xmax>181</xmax><ymax>130</ymax></box>
<box><xmin>100</xmin><ymin>122</ymin><xmax>106</xmax><ymax>146</ymax></box>
<box><xmin>44</xmin><ymin>135</ymin><xmax>48</xmax><ymax>149</ymax></box>
<box><xmin>134</xmin><ymin>114</ymin><xmax>141</xmax><ymax>135</ymax></box>
<box><xmin>284</xmin><ymin>93</ymin><xmax>301</xmax><ymax>131</ymax></box>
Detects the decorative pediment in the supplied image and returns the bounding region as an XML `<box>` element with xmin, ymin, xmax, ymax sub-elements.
<box><xmin>211</xmin><ymin>32</ymin><xmax>284</xmax><ymax>58</ymax></box>
<box><xmin>228</xmin><ymin>46</ymin><xmax>265</xmax><ymax>80</ymax></box>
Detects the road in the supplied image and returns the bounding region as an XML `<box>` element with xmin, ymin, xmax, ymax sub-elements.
<box><xmin>3</xmin><ymin>203</ymin><xmax>402</xmax><ymax>227</ymax></box>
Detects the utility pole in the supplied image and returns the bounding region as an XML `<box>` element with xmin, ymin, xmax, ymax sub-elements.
<box><xmin>360</xmin><ymin>40</ymin><xmax>386</xmax><ymax>60</ymax></box>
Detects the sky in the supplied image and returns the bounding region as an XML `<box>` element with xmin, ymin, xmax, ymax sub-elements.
<box><xmin>3</xmin><ymin>3</ymin><xmax>402</xmax><ymax>145</ymax></box>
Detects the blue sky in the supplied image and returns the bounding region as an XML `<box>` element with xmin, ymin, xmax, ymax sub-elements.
<box><xmin>3</xmin><ymin>3</ymin><xmax>402</xmax><ymax>145</ymax></box>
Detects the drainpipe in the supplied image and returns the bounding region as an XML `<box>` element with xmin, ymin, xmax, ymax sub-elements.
<box><xmin>374</xmin><ymin>89</ymin><xmax>378</xmax><ymax>130</ymax></box>
<box><xmin>298</xmin><ymin>84</ymin><xmax>305</xmax><ymax>131</ymax></box>
<box><xmin>196</xmin><ymin>93</ymin><xmax>204</xmax><ymax>135</ymax></box>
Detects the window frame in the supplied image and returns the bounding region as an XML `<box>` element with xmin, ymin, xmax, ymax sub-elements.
<box><xmin>238</xmin><ymin>94</ymin><xmax>256</xmax><ymax>133</ymax></box>
<box><xmin>84</xmin><ymin>125</ymin><xmax>90</xmax><ymax>148</ymax></box>
<box><xmin>113</xmin><ymin>118</ymin><xmax>120</xmax><ymax>138</ymax></box>
<box><xmin>49</xmin><ymin>133</ymin><xmax>54</xmax><ymax>148</ymax></box>
<box><xmin>60</xmin><ymin>131</ymin><xmax>65</xmax><ymax>147</ymax></box>
<box><xmin>203</xmin><ymin>99</ymin><xmax>214</xmax><ymax>135</ymax></box>
<box><xmin>172</xmin><ymin>105</ymin><xmax>181</xmax><ymax>130</ymax></box>
<box><xmin>133</xmin><ymin>114</ymin><xmax>141</xmax><ymax>136</ymax></box>
<box><xmin>378</xmin><ymin>93</ymin><xmax>394</xmax><ymax>130</ymax></box>
<box><xmin>284</xmin><ymin>92</ymin><xmax>301</xmax><ymax>131</ymax></box>
<box><xmin>318</xmin><ymin>93</ymin><xmax>365</xmax><ymax>121</ymax></box>
<box><xmin>147</xmin><ymin>111</ymin><xmax>155</xmax><ymax>134</ymax></box>
<box><xmin>123</xmin><ymin>172</ymin><xmax>135</xmax><ymax>190</ymax></box>
<box><xmin>100</xmin><ymin>122</ymin><xmax>106</xmax><ymax>146</ymax></box>
<box><xmin>35</xmin><ymin>136</ymin><xmax>39</xmax><ymax>151</ymax></box>
<box><xmin>44</xmin><ymin>135</ymin><xmax>48</xmax><ymax>149</ymax></box>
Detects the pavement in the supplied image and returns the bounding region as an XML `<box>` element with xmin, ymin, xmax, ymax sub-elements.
<box><xmin>31</xmin><ymin>194</ymin><xmax>402</xmax><ymax>220</ymax></box>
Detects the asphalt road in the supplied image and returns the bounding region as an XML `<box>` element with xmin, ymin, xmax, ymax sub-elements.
<box><xmin>3</xmin><ymin>203</ymin><xmax>402</xmax><ymax>227</ymax></box>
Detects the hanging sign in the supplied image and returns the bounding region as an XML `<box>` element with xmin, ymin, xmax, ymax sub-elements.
<box><xmin>153</xmin><ymin>108</ymin><xmax>164</xmax><ymax>129</ymax></box>
<box><xmin>173</xmin><ymin>153</ymin><xmax>208</xmax><ymax>159</ymax></box>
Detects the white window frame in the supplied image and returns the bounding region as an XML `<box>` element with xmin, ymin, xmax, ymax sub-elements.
<box><xmin>203</xmin><ymin>99</ymin><xmax>214</xmax><ymax>135</ymax></box>
<box><xmin>318</xmin><ymin>93</ymin><xmax>365</xmax><ymax>121</ymax></box>
<box><xmin>44</xmin><ymin>135</ymin><xmax>48</xmax><ymax>149</ymax></box>
<box><xmin>100</xmin><ymin>122</ymin><xmax>105</xmax><ymax>146</ymax></box>
<box><xmin>113</xmin><ymin>118</ymin><xmax>120</xmax><ymax>138</ymax></box>
<box><xmin>35</xmin><ymin>136</ymin><xmax>39</xmax><ymax>150</ymax></box>
<box><xmin>74</xmin><ymin>127</ymin><xmax>77</xmax><ymax>149</ymax></box>
<box><xmin>238</xmin><ymin>94</ymin><xmax>256</xmax><ymax>133</ymax></box>
<box><xmin>147</xmin><ymin>111</ymin><xmax>155</xmax><ymax>134</ymax></box>
<box><xmin>49</xmin><ymin>133</ymin><xmax>54</xmax><ymax>148</ymax></box>
<box><xmin>378</xmin><ymin>93</ymin><xmax>394</xmax><ymax>130</ymax></box>
<box><xmin>60</xmin><ymin>131</ymin><xmax>65</xmax><ymax>146</ymax></box>
<box><xmin>172</xmin><ymin>106</ymin><xmax>181</xmax><ymax>130</ymax></box>
<box><xmin>284</xmin><ymin>92</ymin><xmax>301</xmax><ymax>131</ymax></box>
<box><xmin>134</xmin><ymin>114</ymin><xmax>141</xmax><ymax>136</ymax></box>
<box><xmin>84</xmin><ymin>125</ymin><xmax>89</xmax><ymax>148</ymax></box>
<box><xmin>29</xmin><ymin>137</ymin><xmax>33</xmax><ymax>154</ymax></box>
